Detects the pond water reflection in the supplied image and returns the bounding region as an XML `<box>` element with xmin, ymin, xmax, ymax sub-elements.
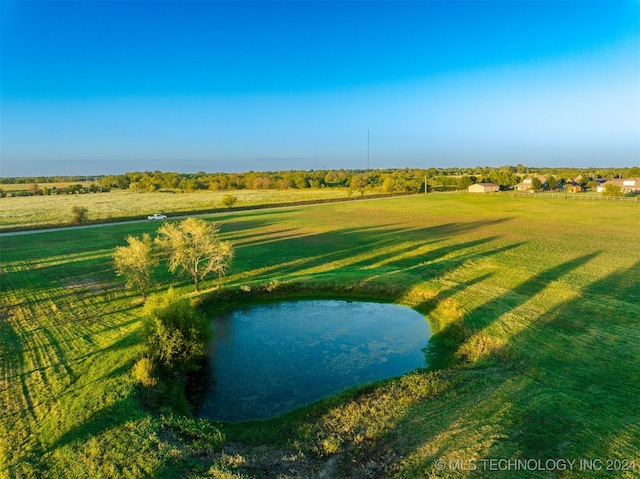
<box><xmin>196</xmin><ymin>300</ymin><xmax>430</xmax><ymax>422</ymax></box>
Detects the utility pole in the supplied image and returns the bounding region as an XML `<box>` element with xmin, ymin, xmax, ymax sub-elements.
<box><xmin>367</xmin><ymin>129</ymin><xmax>370</xmax><ymax>170</ymax></box>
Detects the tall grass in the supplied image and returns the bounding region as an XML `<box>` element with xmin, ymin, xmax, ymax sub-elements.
<box><xmin>1</xmin><ymin>194</ymin><xmax>639</xmax><ymax>478</ymax></box>
<box><xmin>0</xmin><ymin>188</ymin><xmax>355</xmax><ymax>230</ymax></box>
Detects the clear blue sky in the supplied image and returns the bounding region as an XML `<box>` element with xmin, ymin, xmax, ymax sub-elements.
<box><xmin>1</xmin><ymin>0</ymin><xmax>639</xmax><ymax>176</ymax></box>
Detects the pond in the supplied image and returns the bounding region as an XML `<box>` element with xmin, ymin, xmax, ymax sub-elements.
<box><xmin>195</xmin><ymin>300</ymin><xmax>431</xmax><ymax>422</ymax></box>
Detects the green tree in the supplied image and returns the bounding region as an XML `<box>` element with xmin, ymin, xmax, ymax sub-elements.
<box><xmin>350</xmin><ymin>174</ymin><xmax>368</xmax><ymax>195</ymax></box>
<box><xmin>143</xmin><ymin>289</ymin><xmax>210</xmax><ymax>373</ymax></box>
<box><xmin>547</xmin><ymin>176</ymin><xmax>557</xmax><ymax>190</ymax></box>
<box><xmin>457</xmin><ymin>176</ymin><xmax>473</xmax><ymax>189</ymax></box>
<box><xmin>603</xmin><ymin>183</ymin><xmax>623</xmax><ymax>197</ymax></box>
<box><xmin>114</xmin><ymin>234</ymin><xmax>158</xmax><ymax>300</ymax></box>
<box><xmin>156</xmin><ymin>218</ymin><xmax>234</xmax><ymax>292</ymax></box>
<box><xmin>71</xmin><ymin>206</ymin><xmax>89</xmax><ymax>224</ymax></box>
<box><xmin>221</xmin><ymin>194</ymin><xmax>237</xmax><ymax>208</ymax></box>
<box><xmin>531</xmin><ymin>177</ymin><xmax>543</xmax><ymax>192</ymax></box>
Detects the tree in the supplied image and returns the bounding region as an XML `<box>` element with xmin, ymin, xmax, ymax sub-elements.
<box><xmin>114</xmin><ymin>234</ymin><xmax>158</xmax><ymax>300</ymax></box>
<box><xmin>531</xmin><ymin>177</ymin><xmax>543</xmax><ymax>192</ymax></box>
<box><xmin>71</xmin><ymin>206</ymin><xmax>89</xmax><ymax>224</ymax></box>
<box><xmin>547</xmin><ymin>176</ymin><xmax>557</xmax><ymax>190</ymax></box>
<box><xmin>350</xmin><ymin>174</ymin><xmax>368</xmax><ymax>195</ymax></box>
<box><xmin>457</xmin><ymin>176</ymin><xmax>473</xmax><ymax>190</ymax></box>
<box><xmin>603</xmin><ymin>183</ymin><xmax>623</xmax><ymax>197</ymax></box>
<box><xmin>155</xmin><ymin>218</ymin><xmax>234</xmax><ymax>292</ymax></box>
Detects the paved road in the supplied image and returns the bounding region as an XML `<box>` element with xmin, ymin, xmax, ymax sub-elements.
<box><xmin>0</xmin><ymin>194</ymin><xmax>416</xmax><ymax>237</ymax></box>
<box><xmin>0</xmin><ymin>218</ymin><xmax>151</xmax><ymax>236</ymax></box>
<box><xmin>0</xmin><ymin>210</ymin><xmax>244</xmax><ymax>237</ymax></box>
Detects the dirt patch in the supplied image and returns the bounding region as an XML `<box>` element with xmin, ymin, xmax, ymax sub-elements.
<box><xmin>62</xmin><ymin>276</ymin><xmax>122</xmax><ymax>294</ymax></box>
<box><xmin>203</xmin><ymin>438</ymin><xmax>404</xmax><ymax>479</ymax></box>
<box><xmin>213</xmin><ymin>442</ymin><xmax>319</xmax><ymax>478</ymax></box>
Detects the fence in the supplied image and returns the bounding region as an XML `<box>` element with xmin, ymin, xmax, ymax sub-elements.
<box><xmin>512</xmin><ymin>192</ymin><xmax>639</xmax><ymax>202</ymax></box>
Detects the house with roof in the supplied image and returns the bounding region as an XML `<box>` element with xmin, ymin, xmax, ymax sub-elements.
<box><xmin>563</xmin><ymin>182</ymin><xmax>583</xmax><ymax>193</ymax></box>
<box><xmin>468</xmin><ymin>183</ymin><xmax>499</xmax><ymax>193</ymax></box>
<box><xmin>596</xmin><ymin>178</ymin><xmax>640</xmax><ymax>194</ymax></box>
<box><xmin>514</xmin><ymin>175</ymin><xmax>548</xmax><ymax>192</ymax></box>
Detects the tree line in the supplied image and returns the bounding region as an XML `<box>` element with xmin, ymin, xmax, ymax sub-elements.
<box><xmin>3</xmin><ymin>165</ymin><xmax>639</xmax><ymax>197</ymax></box>
<box><xmin>94</xmin><ymin>166</ymin><xmax>640</xmax><ymax>193</ymax></box>
<box><xmin>0</xmin><ymin>183</ymin><xmax>110</xmax><ymax>198</ymax></box>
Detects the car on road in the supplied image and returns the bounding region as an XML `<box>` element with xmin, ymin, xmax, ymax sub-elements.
<box><xmin>148</xmin><ymin>214</ymin><xmax>168</xmax><ymax>220</ymax></box>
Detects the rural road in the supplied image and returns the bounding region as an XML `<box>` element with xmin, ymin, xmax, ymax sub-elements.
<box><xmin>0</xmin><ymin>208</ymin><xmax>266</xmax><ymax>237</ymax></box>
<box><xmin>0</xmin><ymin>194</ymin><xmax>415</xmax><ymax>237</ymax></box>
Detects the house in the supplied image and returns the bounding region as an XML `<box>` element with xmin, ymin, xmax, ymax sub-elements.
<box><xmin>468</xmin><ymin>182</ymin><xmax>499</xmax><ymax>193</ymax></box>
<box><xmin>514</xmin><ymin>175</ymin><xmax>548</xmax><ymax>192</ymax></box>
<box><xmin>563</xmin><ymin>181</ymin><xmax>583</xmax><ymax>193</ymax></box>
<box><xmin>596</xmin><ymin>178</ymin><xmax>640</xmax><ymax>194</ymax></box>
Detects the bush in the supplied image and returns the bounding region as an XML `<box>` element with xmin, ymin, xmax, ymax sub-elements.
<box><xmin>143</xmin><ymin>289</ymin><xmax>211</xmax><ymax>375</ymax></box>
<box><xmin>456</xmin><ymin>332</ymin><xmax>502</xmax><ymax>365</ymax></box>
<box><xmin>602</xmin><ymin>183</ymin><xmax>623</xmax><ymax>197</ymax></box>
<box><xmin>132</xmin><ymin>357</ymin><xmax>158</xmax><ymax>387</ymax></box>
<box><xmin>221</xmin><ymin>194</ymin><xmax>238</xmax><ymax>208</ymax></box>
<box><xmin>71</xmin><ymin>206</ymin><xmax>89</xmax><ymax>224</ymax></box>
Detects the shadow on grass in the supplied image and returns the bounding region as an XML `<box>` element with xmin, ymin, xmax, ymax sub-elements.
<box><xmin>482</xmin><ymin>258</ymin><xmax>640</xmax><ymax>463</ymax></box>
<box><xmin>226</xmin><ymin>218</ymin><xmax>515</xmax><ymax>287</ymax></box>
<box><xmin>344</xmin><ymin>254</ymin><xmax>640</xmax><ymax>478</ymax></box>
<box><xmin>0</xmin><ymin>316</ymin><xmax>47</xmax><ymax>475</ymax></box>
<box><xmin>304</xmin><ymin>251</ymin><xmax>630</xmax><ymax>477</ymax></box>
<box><xmin>429</xmin><ymin>252</ymin><xmax>601</xmax><ymax>364</ymax></box>
<box><xmin>49</xmin><ymin>396</ymin><xmax>141</xmax><ymax>452</ymax></box>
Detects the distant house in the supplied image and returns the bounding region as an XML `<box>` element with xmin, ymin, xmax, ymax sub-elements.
<box><xmin>514</xmin><ymin>175</ymin><xmax>548</xmax><ymax>192</ymax></box>
<box><xmin>468</xmin><ymin>183</ymin><xmax>499</xmax><ymax>193</ymax></box>
<box><xmin>596</xmin><ymin>178</ymin><xmax>640</xmax><ymax>194</ymax></box>
<box><xmin>564</xmin><ymin>182</ymin><xmax>583</xmax><ymax>193</ymax></box>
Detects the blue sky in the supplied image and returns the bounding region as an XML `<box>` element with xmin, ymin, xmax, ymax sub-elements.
<box><xmin>1</xmin><ymin>1</ymin><xmax>639</xmax><ymax>176</ymax></box>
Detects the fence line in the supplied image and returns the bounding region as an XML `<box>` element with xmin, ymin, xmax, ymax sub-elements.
<box><xmin>512</xmin><ymin>192</ymin><xmax>639</xmax><ymax>202</ymax></box>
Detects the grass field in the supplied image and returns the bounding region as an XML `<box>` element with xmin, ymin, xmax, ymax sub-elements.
<box><xmin>0</xmin><ymin>182</ymin><xmax>96</xmax><ymax>192</ymax></box>
<box><xmin>0</xmin><ymin>188</ymin><xmax>358</xmax><ymax>230</ymax></box>
<box><xmin>1</xmin><ymin>194</ymin><xmax>639</xmax><ymax>478</ymax></box>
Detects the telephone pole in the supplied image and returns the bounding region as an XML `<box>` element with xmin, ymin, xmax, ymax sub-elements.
<box><xmin>367</xmin><ymin>129</ymin><xmax>370</xmax><ymax>170</ymax></box>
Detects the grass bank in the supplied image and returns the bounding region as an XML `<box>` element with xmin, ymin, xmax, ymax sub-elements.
<box><xmin>1</xmin><ymin>194</ymin><xmax>639</xmax><ymax>478</ymax></box>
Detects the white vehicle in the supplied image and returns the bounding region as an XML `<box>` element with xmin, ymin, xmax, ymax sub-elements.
<box><xmin>148</xmin><ymin>214</ymin><xmax>167</xmax><ymax>221</ymax></box>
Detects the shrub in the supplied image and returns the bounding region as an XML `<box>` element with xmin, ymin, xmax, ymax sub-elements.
<box><xmin>143</xmin><ymin>289</ymin><xmax>211</xmax><ymax>375</ymax></box>
<box><xmin>603</xmin><ymin>183</ymin><xmax>623</xmax><ymax>197</ymax></box>
<box><xmin>263</xmin><ymin>279</ymin><xmax>280</xmax><ymax>293</ymax></box>
<box><xmin>221</xmin><ymin>194</ymin><xmax>238</xmax><ymax>208</ymax></box>
<box><xmin>132</xmin><ymin>357</ymin><xmax>158</xmax><ymax>387</ymax></box>
<box><xmin>456</xmin><ymin>332</ymin><xmax>502</xmax><ymax>365</ymax></box>
<box><xmin>71</xmin><ymin>206</ymin><xmax>89</xmax><ymax>224</ymax></box>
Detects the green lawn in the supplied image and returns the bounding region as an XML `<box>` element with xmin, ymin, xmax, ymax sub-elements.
<box><xmin>1</xmin><ymin>194</ymin><xmax>639</xmax><ymax>478</ymax></box>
